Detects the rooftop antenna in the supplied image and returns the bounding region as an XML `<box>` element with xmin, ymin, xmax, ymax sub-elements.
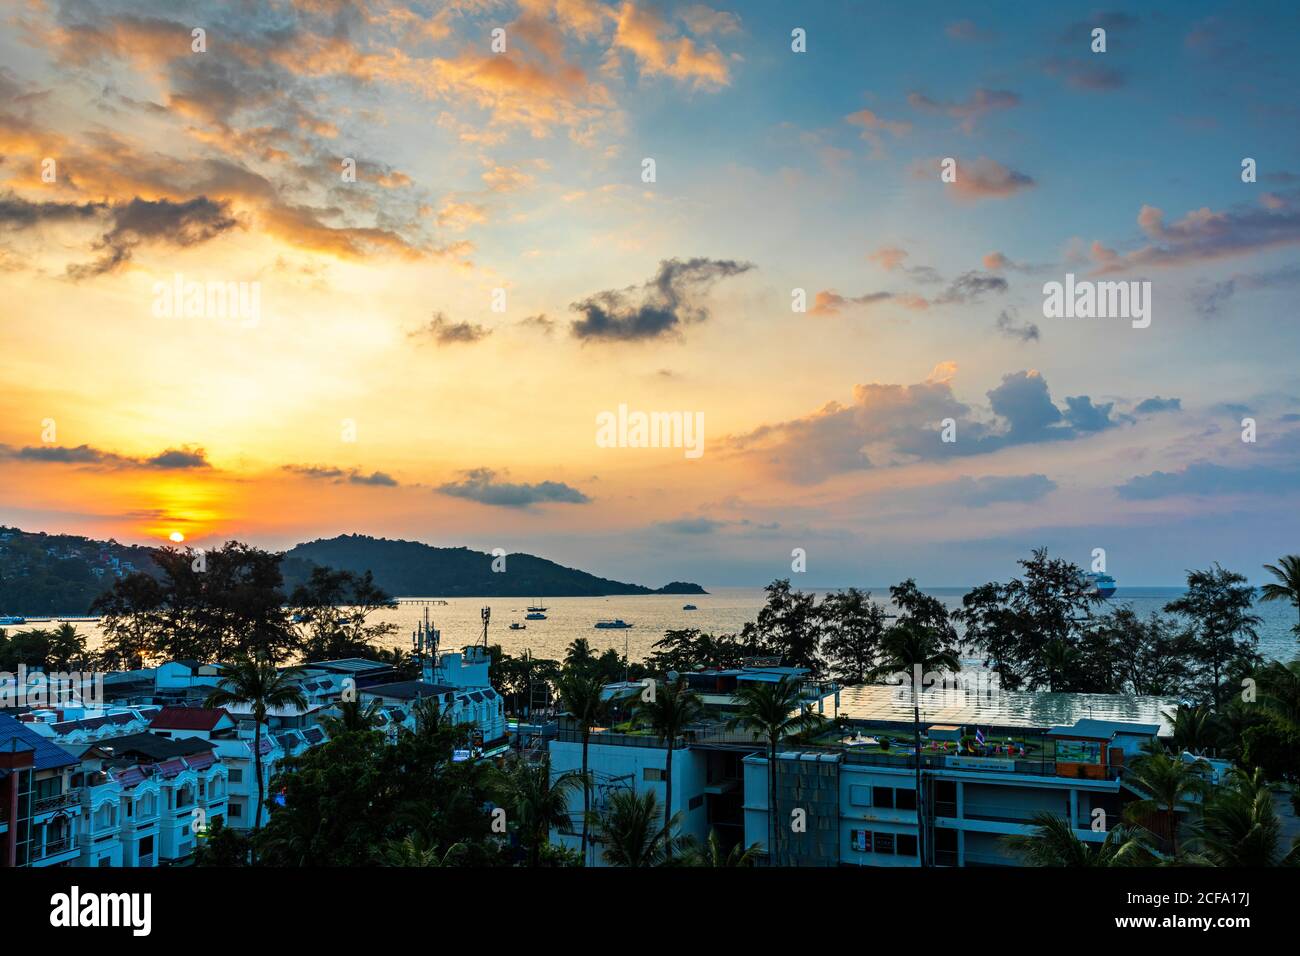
<box><xmin>480</xmin><ymin>606</ymin><xmax>490</xmax><ymax>650</ymax></box>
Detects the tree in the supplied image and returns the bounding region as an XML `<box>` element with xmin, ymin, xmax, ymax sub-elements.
<box><xmin>1164</xmin><ymin>703</ymin><xmax>1219</xmax><ymax>756</ymax></box>
<box><xmin>1256</xmin><ymin>657</ymin><xmax>1300</xmax><ymax>727</ymax></box>
<box><xmin>1087</xmin><ymin>608</ymin><xmax>1194</xmax><ymax>697</ymax></box>
<box><xmin>290</xmin><ymin>566</ymin><xmax>397</xmax><ymax>661</ymax></box>
<box><xmin>646</xmin><ymin>629</ymin><xmax>750</xmax><ymax>673</ymax></box>
<box><xmin>1121</xmin><ymin>747</ymin><xmax>1208</xmax><ymax>857</ymax></box>
<box><xmin>819</xmin><ymin>588</ymin><xmax>888</xmax><ymax>684</ymax></box>
<box><xmin>958</xmin><ymin>550</ymin><xmax>1097</xmax><ymax>691</ymax></box>
<box><xmin>1191</xmin><ymin>767</ymin><xmax>1300</xmax><ymax>866</ymax></box>
<box><xmin>93</xmin><ymin>543</ymin><xmax>298</xmax><ymax>664</ymax></box>
<box><xmin>1006</xmin><ymin>812</ymin><xmax>1153</xmax><ymax>867</ymax></box>
<box><xmin>633</xmin><ymin>677</ymin><xmax>703</xmax><ymax>860</ymax></box>
<box><xmin>869</xmin><ymin>619</ymin><xmax>960</xmax><ymax>868</ymax></box>
<box><xmin>205</xmin><ymin>657</ymin><xmax>307</xmax><ymax>844</ymax></box>
<box><xmin>89</xmin><ymin>572</ymin><xmax>163</xmax><ymax>669</ymax></box>
<box><xmin>725</xmin><ymin>676</ymin><xmax>824</xmax><ymax>864</ymax></box>
<box><xmin>685</xmin><ymin>828</ymin><xmax>763</xmax><ymax>867</ymax></box>
<box><xmin>740</xmin><ymin>580</ymin><xmax>824</xmax><ymax>674</ymax></box>
<box><xmin>376</xmin><ymin>834</ymin><xmax>467</xmax><ymax>867</ymax></box>
<box><xmin>321</xmin><ymin>698</ymin><xmax>382</xmax><ymax>737</ymax></box>
<box><xmin>1261</xmin><ymin>555</ymin><xmax>1300</xmax><ymax>640</ymax></box>
<box><xmin>554</xmin><ymin>667</ymin><xmax>608</xmax><ymax>865</ymax></box>
<box><xmin>595</xmin><ymin>790</ymin><xmax>685</xmax><ymax>867</ymax></box>
<box><xmin>502</xmin><ymin>756</ymin><xmax>584</xmax><ymax>867</ymax></box>
<box><xmin>193</xmin><ymin>817</ymin><xmax>252</xmax><ymax>867</ymax></box>
<box><xmin>1164</xmin><ymin>565</ymin><xmax>1261</xmax><ymax>705</ymax></box>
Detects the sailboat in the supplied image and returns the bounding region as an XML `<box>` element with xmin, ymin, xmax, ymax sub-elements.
<box><xmin>525</xmin><ymin>598</ymin><xmax>547</xmax><ymax>619</ymax></box>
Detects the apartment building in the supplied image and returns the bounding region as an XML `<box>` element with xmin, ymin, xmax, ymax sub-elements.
<box><xmin>0</xmin><ymin>713</ymin><xmax>82</xmax><ymax>867</ymax></box>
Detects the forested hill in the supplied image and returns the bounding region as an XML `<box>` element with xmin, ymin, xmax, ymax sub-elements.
<box><xmin>0</xmin><ymin>526</ymin><xmax>705</xmax><ymax>613</ymax></box>
<box><xmin>282</xmin><ymin>535</ymin><xmax>706</xmax><ymax>597</ymax></box>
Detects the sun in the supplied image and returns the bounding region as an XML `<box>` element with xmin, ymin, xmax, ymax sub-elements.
<box><xmin>168</xmin><ymin>531</ymin><xmax>185</xmax><ymax>543</ymax></box>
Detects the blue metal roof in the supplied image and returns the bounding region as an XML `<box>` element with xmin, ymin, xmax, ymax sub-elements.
<box><xmin>0</xmin><ymin>714</ymin><xmax>79</xmax><ymax>770</ymax></box>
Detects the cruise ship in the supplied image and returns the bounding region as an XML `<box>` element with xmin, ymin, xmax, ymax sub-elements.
<box><xmin>1085</xmin><ymin>573</ymin><xmax>1117</xmax><ymax>599</ymax></box>
<box><xmin>594</xmin><ymin>619</ymin><xmax>633</xmax><ymax>629</ymax></box>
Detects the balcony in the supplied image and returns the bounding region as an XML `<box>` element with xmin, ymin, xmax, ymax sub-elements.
<box><xmin>35</xmin><ymin>836</ymin><xmax>75</xmax><ymax>860</ymax></box>
<box><xmin>33</xmin><ymin>792</ymin><xmax>78</xmax><ymax>815</ymax></box>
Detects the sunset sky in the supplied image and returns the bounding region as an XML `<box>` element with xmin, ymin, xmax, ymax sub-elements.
<box><xmin>2</xmin><ymin>0</ymin><xmax>1299</xmax><ymax>587</ymax></box>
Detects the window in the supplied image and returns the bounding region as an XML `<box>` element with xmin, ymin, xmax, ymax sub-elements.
<box><xmin>896</xmin><ymin>834</ymin><xmax>918</xmax><ymax>857</ymax></box>
<box><xmin>228</xmin><ymin>768</ymin><xmax>243</xmax><ymax>783</ymax></box>
<box><xmin>896</xmin><ymin>789</ymin><xmax>917</xmax><ymax>811</ymax></box>
<box><xmin>872</xmin><ymin>787</ymin><xmax>894</xmax><ymax>809</ymax></box>
<box><xmin>643</xmin><ymin>767</ymin><xmax>666</xmax><ymax>782</ymax></box>
<box><xmin>850</xmin><ymin>829</ymin><xmax>873</xmax><ymax>852</ymax></box>
<box><xmin>138</xmin><ymin>835</ymin><xmax>153</xmax><ymax>854</ymax></box>
<box><xmin>874</xmin><ymin>832</ymin><xmax>895</xmax><ymax>854</ymax></box>
<box><xmin>848</xmin><ymin>785</ymin><xmax>872</xmax><ymax>807</ymax></box>
<box><xmin>229</xmin><ymin>803</ymin><xmax>242</xmax><ymax>818</ymax></box>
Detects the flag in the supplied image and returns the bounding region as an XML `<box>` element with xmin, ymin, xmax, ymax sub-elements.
<box><xmin>975</xmin><ymin>728</ymin><xmax>985</xmax><ymax>745</ymax></box>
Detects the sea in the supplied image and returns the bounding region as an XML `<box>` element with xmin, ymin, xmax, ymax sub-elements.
<box><xmin>61</xmin><ymin>586</ymin><xmax>1300</xmax><ymax>666</ymax></box>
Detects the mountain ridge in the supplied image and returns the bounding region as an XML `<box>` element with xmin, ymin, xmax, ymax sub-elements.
<box><xmin>0</xmin><ymin>527</ymin><xmax>706</xmax><ymax>614</ymax></box>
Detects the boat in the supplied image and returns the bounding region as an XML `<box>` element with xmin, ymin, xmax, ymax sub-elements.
<box><xmin>594</xmin><ymin>619</ymin><xmax>633</xmax><ymax>629</ymax></box>
<box><xmin>0</xmin><ymin>616</ymin><xmax>26</xmax><ymax>626</ymax></box>
<box><xmin>1085</xmin><ymin>573</ymin><xmax>1117</xmax><ymax>599</ymax></box>
<box><xmin>526</xmin><ymin>600</ymin><xmax>547</xmax><ymax>612</ymax></box>
<box><xmin>682</xmin><ymin>604</ymin><xmax>698</xmax><ymax>611</ymax></box>
<box><xmin>509</xmin><ymin>622</ymin><xmax>526</xmax><ymax>630</ymax></box>
<box><xmin>525</xmin><ymin>612</ymin><xmax>546</xmax><ymax>620</ymax></box>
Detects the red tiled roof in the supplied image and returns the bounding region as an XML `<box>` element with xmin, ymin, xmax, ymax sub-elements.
<box><xmin>185</xmin><ymin>752</ymin><xmax>217</xmax><ymax>772</ymax></box>
<box><xmin>149</xmin><ymin>706</ymin><xmax>230</xmax><ymax>732</ymax></box>
<box><xmin>155</xmin><ymin>758</ymin><xmax>187</xmax><ymax>778</ymax></box>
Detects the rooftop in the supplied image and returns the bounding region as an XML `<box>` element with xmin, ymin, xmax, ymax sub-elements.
<box><xmin>838</xmin><ymin>683</ymin><xmax>1178</xmax><ymax>736</ymax></box>
<box><xmin>0</xmin><ymin>713</ymin><xmax>79</xmax><ymax>770</ymax></box>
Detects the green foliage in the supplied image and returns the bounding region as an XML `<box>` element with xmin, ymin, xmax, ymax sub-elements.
<box><xmin>290</xmin><ymin>565</ymin><xmax>397</xmax><ymax>661</ymax></box>
<box><xmin>1240</xmin><ymin>713</ymin><xmax>1300</xmax><ymax>785</ymax></box>
<box><xmin>194</xmin><ymin>817</ymin><xmax>252</xmax><ymax>867</ymax></box>
<box><xmin>257</xmin><ymin>714</ymin><xmax>506</xmax><ymax>866</ymax></box>
<box><xmin>0</xmin><ymin>622</ymin><xmax>89</xmax><ymax>671</ymax></box>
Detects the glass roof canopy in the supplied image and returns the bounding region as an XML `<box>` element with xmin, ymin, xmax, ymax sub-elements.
<box><xmin>835</xmin><ymin>684</ymin><xmax>1178</xmax><ymax>736</ymax></box>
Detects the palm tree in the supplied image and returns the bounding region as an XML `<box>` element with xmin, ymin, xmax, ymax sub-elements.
<box><xmin>376</xmin><ymin>833</ymin><xmax>467</xmax><ymax>867</ymax></box>
<box><xmin>867</xmin><ymin>621</ymin><xmax>960</xmax><ymax>868</ymax></box>
<box><xmin>1256</xmin><ymin>657</ymin><xmax>1300</xmax><ymax>726</ymax></box>
<box><xmin>633</xmin><ymin>676</ymin><xmax>703</xmax><ymax>860</ymax></box>
<box><xmin>685</xmin><ymin>828</ymin><xmax>763</xmax><ymax>867</ymax></box>
<box><xmin>554</xmin><ymin>667</ymin><xmax>608</xmax><ymax>865</ymax></box>
<box><xmin>1191</xmin><ymin>767</ymin><xmax>1300</xmax><ymax>866</ymax></box>
<box><xmin>1121</xmin><ymin>746</ymin><xmax>1207</xmax><ymax>857</ymax></box>
<box><xmin>595</xmin><ymin>789</ymin><xmax>685</xmax><ymax>866</ymax></box>
<box><xmin>1164</xmin><ymin>703</ymin><xmax>1219</xmax><ymax>755</ymax></box>
<box><xmin>205</xmin><ymin>656</ymin><xmax>306</xmax><ymax>839</ymax></box>
<box><xmin>321</xmin><ymin>697</ymin><xmax>383</xmax><ymax>736</ymax></box>
<box><xmin>1006</xmin><ymin>812</ymin><xmax>1154</xmax><ymax>866</ymax></box>
<box><xmin>725</xmin><ymin>676</ymin><xmax>824</xmax><ymax>864</ymax></box>
<box><xmin>503</xmin><ymin>756</ymin><xmax>585</xmax><ymax>867</ymax></box>
<box><xmin>1262</xmin><ymin>555</ymin><xmax>1300</xmax><ymax>639</ymax></box>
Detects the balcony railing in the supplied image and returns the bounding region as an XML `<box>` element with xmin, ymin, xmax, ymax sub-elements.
<box><xmin>138</xmin><ymin>853</ymin><xmax>155</xmax><ymax>867</ymax></box>
<box><xmin>34</xmin><ymin>792</ymin><xmax>78</xmax><ymax>814</ymax></box>
<box><xmin>36</xmin><ymin>836</ymin><xmax>73</xmax><ymax>858</ymax></box>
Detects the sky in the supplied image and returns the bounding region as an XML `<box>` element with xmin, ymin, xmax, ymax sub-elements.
<box><xmin>1</xmin><ymin>0</ymin><xmax>1299</xmax><ymax>588</ymax></box>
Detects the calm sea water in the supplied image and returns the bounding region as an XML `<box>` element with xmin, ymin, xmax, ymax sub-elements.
<box><xmin>64</xmin><ymin>585</ymin><xmax>1300</xmax><ymax>666</ymax></box>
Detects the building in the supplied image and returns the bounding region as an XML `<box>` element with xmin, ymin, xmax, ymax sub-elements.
<box><xmin>549</xmin><ymin>682</ymin><xmax>1182</xmax><ymax>867</ymax></box>
<box><xmin>0</xmin><ymin>713</ymin><xmax>82</xmax><ymax>867</ymax></box>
